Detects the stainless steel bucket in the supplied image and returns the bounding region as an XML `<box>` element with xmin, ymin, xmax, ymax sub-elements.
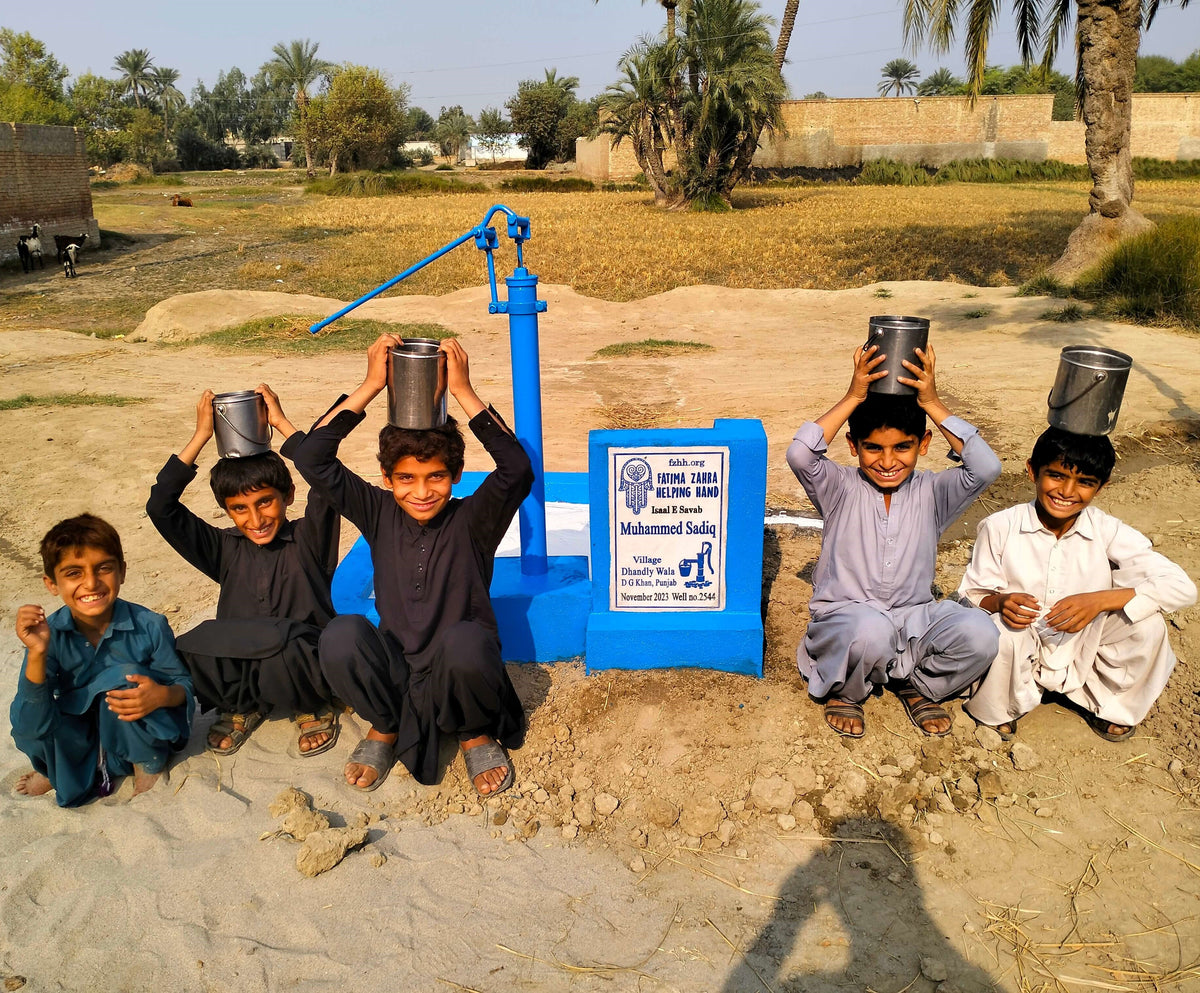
<box><xmin>213</xmin><ymin>390</ymin><xmax>272</xmax><ymax>458</ymax></box>
<box><xmin>864</xmin><ymin>315</ymin><xmax>930</xmax><ymax>395</ymax></box>
<box><xmin>1047</xmin><ymin>345</ymin><xmax>1133</xmax><ymax>436</ymax></box>
<box><xmin>387</xmin><ymin>339</ymin><xmax>447</xmax><ymax>430</ymax></box>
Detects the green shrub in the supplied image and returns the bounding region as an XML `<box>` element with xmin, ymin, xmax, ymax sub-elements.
<box><xmin>434</xmin><ymin>163</ymin><xmax>454</xmax><ymax>171</ymax></box>
<box><xmin>498</xmin><ymin>175</ymin><xmax>596</xmax><ymax>193</ymax></box>
<box><xmin>1131</xmin><ymin>157</ymin><xmax>1200</xmax><ymax>180</ymax></box>
<box><xmin>417</xmin><ymin>148</ymin><xmax>435</xmax><ymax>166</ymax></box>
<box><xmin>241</xmin><ymin>145</ymin><xmax>280</xmax><ymax>169</ymax></box>
<box><xmin>934</xmin><ymin>158</ymin><xmax>1088</xmax><ymax>183</ymax></box>
<box><xmin>305</xmin><ymin>171</ymin><xmax>486</xmax><ymax>197</ymax></box>
<box><xmin>857</xmin><ymin>160</ymin><xmax>936</xmax><ymax>186</ymax></box>
<box><xmin>1040</xmin><ymin>303</ymin><xmax>1087</xmax><ymax>322</ymax></box>
<box><xmin>1076</xmin><ymin>216</ymin><xmax>1200</xmax><ymax>328</ymax></box>
<box><xmin>1017</xmin><ymin>273</ymin><xmax>1070</xmax><ymax>297</ymax></box>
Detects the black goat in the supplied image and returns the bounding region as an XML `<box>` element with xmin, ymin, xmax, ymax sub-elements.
<box><xmin>54</xmin><ymin>233</ymin><xmax>88</xmax><ymax>277</ymax></box>
<box><xmin>16</xmin><ymin>224</ymin><xmax>44</xmax><ymax>272</ymax></box>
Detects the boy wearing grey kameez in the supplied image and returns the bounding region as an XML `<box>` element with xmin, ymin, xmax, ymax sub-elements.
<box><xmin>786</xmin><ymin>343</ymin><xmax>1001</xmax><ymax>737</ymax></box>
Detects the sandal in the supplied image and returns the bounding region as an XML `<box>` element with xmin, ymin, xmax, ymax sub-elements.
<box><xmin>970</xmin><ymin>713</ymin><xmax>1018</xmax><ymax>741</ymax></box>
<box><xmin>1085</xmin><ymin>712</ymin><xmax>1136</xmax><ymax>742</ymax></box>
<box><xmin>894</xmin><ymin>683</ymin><xmax>952</xmax><ymax>737</ymax></box>
<box><xmin>823</xmin><ymin>699</ymin><xmax>865</xmax><ymax>738</ymax></box>
<box><xmin>462</xmin><ymin>739</ymin><xmax>515</xmax><ymax>798</ymax></box>
<box><xmin>345</xmin><ymin>738</ymin><xmax>395</xmax><ymax>792</ymax></box>
<box><xmin>294</xmin><ymin>711</ymin><xmax>340</xmax><ymax>757</ymax></box>
<box><xmin>207</xmin><ymin>712</ymin><xmax>266</xmax><ymax>755</ymax></box>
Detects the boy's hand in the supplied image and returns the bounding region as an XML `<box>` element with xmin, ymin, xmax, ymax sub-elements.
<box><xmin>105</xmin><ymin>673</ymin><xmax>169</xmax><ymax>722</ymax></box>
<box><xmin>195</xmin><ymin>390</ymin><xmax>215</xmax><ymax>439</ymax></box>
<box><xmin>897</xmin><ymin>344</ymin><xmax>939</xmax><ymax>407</ymax></box>
<box><xmin>441</xmin><ymin>338</ymin><xmax>486</xmax><ymax>419</ymax></box>
<box><xmin>847</xmin><ymin>344</ymin><xmax>888</xmax><ymax>402</ymax></box>
<box><xmin>991</xmin><ymin>592</ymin><xmax>1040</xmax><ymax>629</ymax></box>
<box><xmin>1044</xmin><ymin>591</ymin><xmax>1125</xmax><ymax>633</ymax></box>
<box><xmin>15</xmin><ymin>605</ymin><xmax>50</xmax><ymax>655</ymax></box>
<box><xmin>366</xmin><ymin>333</ymin><xmax>402</xmax><ymax>393</ymax></box>
<box><xmin>256</xmin><ymin>383</ymin><xmax>297</xmax><ymax>438</ymax></box>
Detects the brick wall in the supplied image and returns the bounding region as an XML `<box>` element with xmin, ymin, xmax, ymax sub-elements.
<box><xmin>1</xmin><ymin>123</ymin><xmax>100</xmax><ymax>262</ymax></box>
<box><xmin>576</xmin><ymin>92</ymin><xmax>1200</xmax><ymax>179</ymax></box>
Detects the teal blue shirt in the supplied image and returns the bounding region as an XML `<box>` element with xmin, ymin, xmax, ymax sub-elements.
<box><xmin>11</xmin><ymin>599</ymin><xmax>195</xmax><ymax>740</ymax></box>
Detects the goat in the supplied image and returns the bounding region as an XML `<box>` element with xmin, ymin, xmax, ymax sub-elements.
<box><xmin>54</xmin><ymin>233</ymin><xmax>87</xmax><ymax>278</ymax></box>
<box><xmin>170</xmin><ymin>194</ymin><xmax>193</xmax><ymax>207</ymax></box>
<box><xmin>16</xmin><ymin>224</ymin><xmax>44</xmax><ymax>273</ymax></box>
<box><xmin>62</xmin><ymin>242</ymin><xmax>81</xmax><ymax>278</ymax></box>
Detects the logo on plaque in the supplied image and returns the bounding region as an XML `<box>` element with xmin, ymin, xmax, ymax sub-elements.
<box><xmin>609</xmin><ymin>447</ymin><xmax>729</xmax><ymax>611</ymax></box>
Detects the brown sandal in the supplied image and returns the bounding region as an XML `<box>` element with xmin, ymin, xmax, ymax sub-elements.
<box><xmin>894</xmin><ymin>683</ymin><xmax>952</xmax><ymax>737</ymax></box>
<box><xmin>823</xmin><ymin>699</ymin><xmax>865</xmax><ymax>738</ymax></box>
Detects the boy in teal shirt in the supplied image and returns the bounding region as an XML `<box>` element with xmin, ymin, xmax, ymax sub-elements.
<box><xmin>11</xmin><ymin>514</ymin><xmax>194</xmax><ymax>806</ymax></box>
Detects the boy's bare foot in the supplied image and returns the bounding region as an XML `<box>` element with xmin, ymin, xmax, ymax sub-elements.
<box><xmin>823</xmin><ymin>698</ymin><xmax>865</xmax><ymax>737</ymax></box>
<box><xmin>345</xmin><ymin>727</ymin><xmax>397</xmax><ymax>789</ymax></box>
<box><xmin>16</xmin><ymin>771</ymin><xmax>52</xmax><ymax>796</ymax></box>
<box><xmin>132</xmin><ymin>766</ymin><xmax>161</xmax><ymax>795</ymax></box>
<box><xmin>461</xmin><ymin>735</ymin><xmax>512</xmax><ymax>795</ymax></box>
<box><xmin>895</xmin><ymin>683</ymin><xmax>952</xmax><ymax>736</ymax></box>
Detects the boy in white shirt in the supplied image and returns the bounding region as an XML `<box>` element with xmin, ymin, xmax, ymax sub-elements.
<box><xmin>958</xmin><ymin>427</ymin><xmax>1196</xmax><ymax>740</ymax></box>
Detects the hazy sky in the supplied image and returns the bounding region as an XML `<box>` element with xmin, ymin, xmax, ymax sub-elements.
<box><xmin>5</xmin><ymin>1</ymin><xmax>1197</xmax><ymax>114</ymax></box>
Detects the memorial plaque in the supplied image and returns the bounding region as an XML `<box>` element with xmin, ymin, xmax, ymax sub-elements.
<box><xmin>608</xmin><ymin>446</ymin><xmax>729</xmax><ymax>611</ymax></box>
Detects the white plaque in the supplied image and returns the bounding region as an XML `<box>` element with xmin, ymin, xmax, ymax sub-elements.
<box><xmin>609</xmin><ymin>446</ymin><xmax>729</xmax><ymax>611</ymax></box>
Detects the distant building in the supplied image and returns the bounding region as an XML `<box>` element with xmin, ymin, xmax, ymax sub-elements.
<box><xmin>460</xmin><ymin>134</ymin><xmax>528</xmax><ymax>166</ymax></box>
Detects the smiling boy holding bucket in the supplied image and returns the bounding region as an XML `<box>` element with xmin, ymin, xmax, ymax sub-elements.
<box><xmin>958</xmin><ymin>347</ymin><xmax>1196</xmax><ymax>741</ymax></box>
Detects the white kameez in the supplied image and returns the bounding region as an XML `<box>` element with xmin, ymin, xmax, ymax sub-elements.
<box><xmin>958</xmin><ymin>503</ymin><xmax>1196</xmax><ymax>726</ymax></box>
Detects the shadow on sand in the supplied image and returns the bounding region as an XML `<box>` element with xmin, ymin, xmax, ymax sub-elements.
<box><xmin>720</xmin><ymin>816</ymin><xmax>998</xmax><ymax>992</ymax></box>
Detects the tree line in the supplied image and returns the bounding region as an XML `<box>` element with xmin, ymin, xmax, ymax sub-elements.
<box><xmin>0</xmin><ymin>30</ymin><xmax>600</xmax><ymax>174</ymax></box>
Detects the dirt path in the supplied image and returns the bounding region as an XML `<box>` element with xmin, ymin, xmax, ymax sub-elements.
<box><xmin>0</xmin><ymin>283</ymin><xmax>1197</xmax><ymax>992</ymax></box>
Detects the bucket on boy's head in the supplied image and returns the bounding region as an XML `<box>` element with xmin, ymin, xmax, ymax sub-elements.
<box><xmin>387</xmin><ymin>338</ymin><xmax>447</xmax><ymax>430</ymax></box>
<box><xmin>1046</xmin><ymin>345</ymin><xmax>1133</xmax><ymax>436</ymax></box>
<box><xmin>212</xmin><ymin>390</ymin><xmax>272</xmax><ymax>458</ymax></box>
<box><xmin>864</xmin><ymin>316</ymin><xmax>930</xmax><ymax>395</ymax></box>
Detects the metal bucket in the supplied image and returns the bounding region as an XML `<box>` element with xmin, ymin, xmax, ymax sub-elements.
<box><xmin>387</xmin><ymin>339</ymin><xmax>447</xmax><ymax>430</ymax></box>
<box><xmin>1047</xmin><ymin>345</ymin><xmax>1133</xmax><ymax>436</ymax></box>
<box><xmin>212</xmin><ymin>390</ymin><xmax>272</xmax><ymax>458</ymax></box>
<box><xmin>864</xmin><ymin>315</ymin><xmax>930</xmax><ymax>395</ymax></box>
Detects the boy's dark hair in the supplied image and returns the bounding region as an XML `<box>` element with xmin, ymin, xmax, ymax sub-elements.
<box><xmin>209</xmin><ymin>451</ymin><xmax>294</xmax><ymax>507</ymax></box>
<box><xmin>378</xmin><ymin>418</ymin><xmax>465</xmax><ymax>477</ymax></box>
<box><xmin>847</xmin><ymin>393</ymin><xmax>928</xmax><ymax>442</ymax></box>
<box><xmin>1029</xmin><ymin>426</ymin><xmax>1116</xmax><ymax>483</ymax></box>
<box><xmin>40</xmin><ymin>513</ymin><xmax>125</xmax><ymax>576</ymax></box>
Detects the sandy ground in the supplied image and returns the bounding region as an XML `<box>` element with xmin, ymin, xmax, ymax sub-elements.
<box><xmin>1</xmin><ymin>280</ymin><xmax>1199</xmax><ymax>992</ymax></box>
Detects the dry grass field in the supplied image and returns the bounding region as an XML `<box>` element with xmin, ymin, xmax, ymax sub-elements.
<box><xmin>5</xmin><ymin>175</ymin><xmax>1199</xmax><ymax>340</ymax></box>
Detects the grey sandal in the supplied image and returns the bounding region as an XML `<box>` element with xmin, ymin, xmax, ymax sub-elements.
<box><xmin>207</xmin><ymin>712</ymin><xmax>266</xmax><ymax>756</ymax></box>
<box><xmin>345</xmin><ymin>738</ymin><xmax>395</xmax><ymax>792</ymax></box>
<box><xmin>462</xmin><ymin>739</ymin><xmax>514</xmax><ymax>798</ymax></box>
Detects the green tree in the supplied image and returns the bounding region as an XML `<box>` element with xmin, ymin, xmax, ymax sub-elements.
<box><xmin>68</xmin><ymin>73</ymin><xmax>134</xmax><ymax>164</ymax></box>
<box><xmin>506</xmin><ymin>68</ymin><xmax>590</xmax><ymax>167</ymax></box>
<box><xmin>903</xmin><ymin>0</ymin><xmax>1195</xmax><ymax>279</ymax></box>
<box><xmin>0</xmin><ymin>30</ymin><xmax>71</xmax><ymax>123</ymax></box>
<box><xmin>878</xmin><ymin>58</ymin><xmax>921</xmax><ymax>96</ymax></box>
<box><xmin>301</xmin><ymin>65</ymin><xmax>405</xmax><ymax>174</ymax></box>
<box><xmin>1135</xmin><ymin>50</ymin><xmax>1200</xmax><ymax>90</ymax></box>
<box><xmin>113</xmin><ymin>48</ymin><xmax>154</xmax><ymax>109</ymax></box>
<box><xmin>803</xmin><ymin>90</ymin><xmax>829</xmax><ymax>99</ymax></box>
<box><xmin>602</xmin><ymin>0</ymin><xmax>786</xmax><ymax>209</ymax></box>
<box><xmin>475</xmin><ymin>106</ymin><xmax>511</xmax><ymax>161</ymax></box>
<box><xmin>264</xmin><ymin>38</ymin><xmax>332</xmax><ymax>175</ymax></box>
<box><xmin>405</xmin><ymin>106</ymin><xmax>435</xmax><ymax>139</ymax></box>
<box><xmin>917</xmin><ymin>67</ymin><xmax>964</xmax><ymax>95</ymax></box>
<box><xmin>151</xmin><ymin>66</ymin><xmax>185</xmax><ymax>139</ymax></box>
<box><xmin>434</xmin><ymin>104</ymin><xmax>474</xmax><ymax>162</ymax></box>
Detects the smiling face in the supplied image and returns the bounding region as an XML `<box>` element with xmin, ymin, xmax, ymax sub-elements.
<box><xmin>223</xmin><ymin>485</ymin><xmax>294</xmax><ymax>545</ymax></box>
<box><xmin>847</xmin><ymin>426</ymin><xmax>931</xmax><ymax>491</ymax></box>
<box><xmin>44</xmin><ymin>545</ymin><xmax>126</xmax><ymax>627</ymax></box>
<box><xmin>383</xmin><ymin>455</ymin><xmax>460</xmax><ymax>523</ymax></box>
<box><xmin>1028</xmin><ymin>457</ymin><xmax>1104</xmax><ymax>535</ymax></box>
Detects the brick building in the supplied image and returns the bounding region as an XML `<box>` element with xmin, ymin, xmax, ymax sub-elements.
<box><xmin>1</xmin><ymin>123</ymin><xmax>100</xmax><ymax>263</ymax></box>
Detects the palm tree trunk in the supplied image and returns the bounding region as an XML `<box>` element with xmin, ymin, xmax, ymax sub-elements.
<box><xmin>774</xmin><ymin>0</ymin><xmax>799</xmax><ymax>72</ymax></box>
<box><xmin>666</xmin><ymin>2</ymin><xmax>676</xmax><ymax>38</ymax></box>
<box><xmin>1048</xmin><ymin>0</ymin><xmax>1153</xmax><ymax>280</ymax></box>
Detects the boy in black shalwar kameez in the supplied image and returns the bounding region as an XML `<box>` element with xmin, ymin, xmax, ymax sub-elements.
<box><xmin>292</xmin><ymin>336</ymin><xmax>532</xmax><ymax>795</ymax></box>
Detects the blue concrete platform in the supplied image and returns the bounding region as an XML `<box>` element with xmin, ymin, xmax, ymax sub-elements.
<box><xmin>331</xmin><ymin>470</ymin><xmax>591</xmax><ymax>663</ymax></box>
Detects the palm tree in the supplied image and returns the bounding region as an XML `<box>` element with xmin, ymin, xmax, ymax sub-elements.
<box><xmin>113</xmin><ymin>48</ymin><xmax>154</xmax><ymax>109</ymax></box>
<box><xmin>264</xmin><ymin>38</ymin><xmax>331</xmax><ymax>176</ymax></box>
<box><xmin>903</xmin><ymin>0</ymin><xmax>1194</xmax><ymax>278</ymax></box>
<box><xmin>917</xmin><ymin>67</ymin><xmax>964</xmax><ymax>96</ymax></box>
<box><xmin>642</xmin><ymin>0</ymin><xmax>686</xmax><ymax>37</ymax></box>
<box><xmin>601</xmin><ymin>39</ymin><xmax>680</xmax><ymax>205</ymax></box>
<box><xmin>542</xmin><ymin>67</ymin><xmax>580</xmax><ymax>100</ymax></box>
<box><xmin>878</xmin><ymin>58</ymin><xmax>921</xmax><ymax>97</ymax></box>
<box><xmin>151</xmin><ymin>66</ymin><xmax>185</xmax><ymax>139</ymax></box>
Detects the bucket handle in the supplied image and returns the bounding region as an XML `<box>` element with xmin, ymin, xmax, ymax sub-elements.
<box><xmin>214</xmin><ymin>403</ymin><xmax>273</xmax><ymax>446</ymax></box>
<box><xmin>1047</xmin><ymin>370</ymin><xmax>1107</xmax><ymax>411</ymax></box>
